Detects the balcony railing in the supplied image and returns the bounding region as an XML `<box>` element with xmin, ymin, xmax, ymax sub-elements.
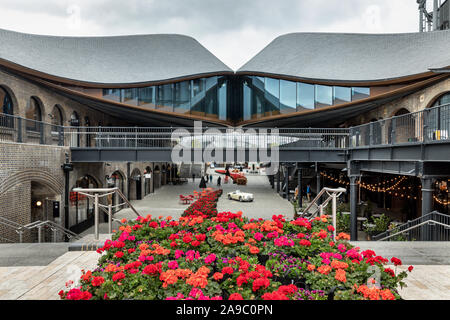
<box><xmin>349</xmin><ymin>103</ymin><xmax>450</xmax><ymax>148</ymax></box>
<box><xmin>1</xmin><ymin>102</ymin><xmax>450</xmax><ymax>150</ymax></box>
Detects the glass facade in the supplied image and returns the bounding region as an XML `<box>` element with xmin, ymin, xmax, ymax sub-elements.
<box><xmin>102</xmin><ymin>75</ymin><xmax>370</xmax><ymax>123</ymax></box>
<box><xmin>103</xmin><ymin>76</ymin><xmax>230</xmax><ymax>121</ymax></box>
<box><xmin>240</xmin><ymin>76</ymin><xmax>370</xmax><ymax>120</ymax></box>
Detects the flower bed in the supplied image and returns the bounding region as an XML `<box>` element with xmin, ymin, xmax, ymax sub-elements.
<box><xmin>59</xmin><ymin>190</ymin><xmax>412</xmax><ymax>301</ymax></box>
<box><xmin>182</xmin><ymin>189</ymin><xmax>222</xmax><ymax>218</ymax></box>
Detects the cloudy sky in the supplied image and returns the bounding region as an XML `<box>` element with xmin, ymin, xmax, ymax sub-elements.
<box><xmin>0</xmin><ymin>0</ymin><xmax>426</xmax><ymax>70</ymax></box>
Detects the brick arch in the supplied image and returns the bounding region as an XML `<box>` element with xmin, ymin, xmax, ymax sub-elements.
<box><xmin>0</xmin><ymin>169</ymin><xmax>63</xmax><ymax>196</ymax></box>
<box><xmin>425</xmin><ymin>91</ymin><xmax>450</xmax><ymax>109</ymax></box>
<box><xmin>0</xmin><ymin>84</ymin><xmax>19</xmax><ymax>115</ymax></box>
<box><xmin>390</xmin><ymin>107</ymin><xmax>411</xmax><ymax>118</ymax></box>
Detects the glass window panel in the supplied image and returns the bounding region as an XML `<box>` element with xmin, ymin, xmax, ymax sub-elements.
<box><xmin>205</xmin><ymin>77</ymin><xmax>218</xmax><ymax>118</ymax></box>
<box><xmin>280</xmin><ymin>80</ymin><xmax>297</xmax><ymax>114</ymax></box>
<box><xmin>156</xmin><ymin>84</ymin><xmax>173</xmax><ymax>112</ymax></box>
<box><xmin>333</xmin><ymin>86</ymin><xmax>351</xmax><ymax>105</ymax></box>
<box><xmin>243</xmin><ymin>80</ymin><xmax>252</xmax><ymax>121</ymax></box>
<box><xmin>218</xmin><ymin>77</ymin><xmax>227</xmax><ymax>121</ymax></box>
<box><xmin>102</xmin><ymin>89</ymin><xmax>121</xmax><ymax>102</ymax></box>
<box><xmin>352</xmin><ymin>87</ymin><xmax>370</xmax><ymax>101</ymax></box>
<box><xmin>315</xmin><ymin>85</ymin><xmax>333</xmax><ymax>108</ymax></box>
<box><xmin>191</xmin><ymin>78</ymin><xmax>205</xmax><ymax>116</ymax></box>
<box><xmin>264</xmin><ymin>77</ymin><xmax>280</xmax><ymax>116</ymax></box>
<box><xmin>297</xmin><ymin>83</ymin><xmax>315</xmax><ymax>110</ymax></box>
<box><xmin>121</xmin><ymin>88</ymin><xmax>138</xmax><ymax>105</ymax></box>
<box><xmin>138</xmin><ymin>87</ymin><xmax>156</xmax><ymax>109</ymax></box>
<box><xmin>252</xmin><ymin>77</ymin><xmax>265</xmax><ymax>119</ymax></box>
<box><xmin>174</xmin><ymin>81</ymin><xmax>191</xmax><ymax>114</ymax></box>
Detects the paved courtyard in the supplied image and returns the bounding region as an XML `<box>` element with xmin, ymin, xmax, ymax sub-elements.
<box><xmin>114</xmin><ymin>171</ymin><xmax>294</xmax><ymax>222</ymax></box>
<box><xmin>0</xmin><ymin>248</ymin><xmax>449</xmax><ymax>300</ymax></box>
<box><xmin>1</xmin><ymin>171</ymin><xmax>449</xmax><ymax>300</ymax></box>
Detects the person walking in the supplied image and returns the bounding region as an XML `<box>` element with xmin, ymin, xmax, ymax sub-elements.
<box><xmin>217</xmin><ymin>176</ymin><xmax>221</xmax><ymax>187</ymax></box>
<box><xmin>199</xmin><ymin>176</ymin><xmax>207</xmax><ymax>189</ymax></box>
<box><xmin>209</xmin><ymin>175</ymin><xmax>213</xmax><ymax>183</ymax></box>
<box><xmin>192</xmin><ymin>173</ymin><xmax>196</xmax><ymax>182</ymax></box>
<box><xmin>306</xmin><ymin>183</ymin><xmax>311</xmax><ymax>202</ymax></box>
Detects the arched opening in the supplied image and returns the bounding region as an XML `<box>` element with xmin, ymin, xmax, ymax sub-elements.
<box><xmin>69</xmin><ymin>175</ymin><xmax>99</xmax><ymax>232</ymax></box>
<box><xmin>153</xmin><ymin>165</ymin><xmax>161</xmax><ymax>190</ymax></box>
<box><xmin>161</xmin><ymin>165</ymin><xmax>167</xmax><ymax>186</ymax></box>
<box><xmin>129</xmin><ymin>168</ymin><xmax>142</xmax><ymax>200</ymax></box>
<box><xmin>107</xmin><ymin>171</ymin><xmax>125</xmax><ymax>214</ymax></box>
<box><xmin>70</xmin><ymin>111</ymin><xmax>80</xmax><ymax>147</ymax></box>
<box><xmin>50</xmin><ymin>105</ymin><xmax>64</xmax><ymax>126</ymax></box>
<box><xmin>25</xmin><ymin>97</ymin><xmax>43</xmax><ymax>132</ymax></box>
<box><xmin>0</xmin><ymin>86</ymin><xmax>14</xmax><ymax>128</ymax></box>
<box><xmin>144</xmin><ymin>166</ymin><xmax>152</xmax><ymax>195</ymax></box>
<box><xmin>388</xmin><ymin>108</ymin><xmax>414</xmax><ymax>144</ymax></box>
<box><xmin>427</xmin><ymin>92</ymin><xmax>450</xmax><ymax>140</ymax></box>
<box><xmin>30</xmin><ymin>180</ymin><xmax>62</xmax><ymax>242</ymax></box>
<box><xmin>84</xmin><ymin>116</ymin><xmax>92</xmax><ymax>147</ymax></box>
<box><xmin>50</xmin><ymin>105</ymin><xmax>64</xmax><ymax>143</ymax></box>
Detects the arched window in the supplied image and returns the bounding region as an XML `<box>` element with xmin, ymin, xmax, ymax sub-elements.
<box><xmin>428</xmin><ymin>93</ymin><xmax>450</xmax><ymax>139</ymax></box>
<box><xmin>0</xmin><ymin>87</ymin><xmax>14</xmax><ymax>128</ymax></box>
<box><xmin>70</xmin><ymin>111</ymin><xmax>80</xmax><ymax>126</ymax></box>
<box><xmin>51</xmin><ymin>105</ymin><xmax>64</xmax><ymax>126</ymax></box>
<box><xmin>432</xmin><ymin>92</ymin><xmax>450</xmax><ymax>108</ymax></box>
<box><xmin>26</xmin><ymin>97</ymin><xmax>42</xmax><ymax>131</ymax></box>
<box><xmin>1</xmin><ymin>87</ymin><xmax>13</xmax><ymax>115</ymax></box>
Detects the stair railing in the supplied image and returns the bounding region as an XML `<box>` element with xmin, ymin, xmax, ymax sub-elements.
<box><xmin>373</xmin><ymin>211</ymin><xmax>450</xmax><ymax>241</ymax></box>
<box><xmin>72</xmin><ymin>187</ymin><xmax>142</xmax><ymax>240</ymax></box>
<box><xmin>298</xmin><ymin>187</ymin><xmax>347</xmax><ymax>239</ymax></box>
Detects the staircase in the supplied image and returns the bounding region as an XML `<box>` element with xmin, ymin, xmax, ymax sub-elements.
<box><xmin>372</xmin><ymin>211</ymin><xmax>450</xmax><ymax>241</ymax></box>
<box><xmin>297</xmin><ymin>187</ymin><xmax>347</xmax><ymax>239</ymax></box>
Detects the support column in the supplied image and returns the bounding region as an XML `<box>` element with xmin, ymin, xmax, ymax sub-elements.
<box><xmin>316</xmin><ymin>171</ymin><xmax>321</xmax><ymax>206</ymax></box>
<box><xmin>297</xmin><ymin>166</ymin><xmax>302</xmax><ymax>209</ymax></box>
<box><xmin>276</xmin><ymin>166</ymin><xmax>281</xmax><ymax>194</ymax></box>
<box><xmin>421</xmin><ymin>177</ymin><xmax>433</xmax><ymax>241</ymax></box>
<box><xmin>284</xmin><ymin>166</ymin><xmax>289</xmax><ymax>200</ymax></box>
<box><xmin>350</xmin><ymin>176</ymin><xmax>358</xmax><ymax>241</ymax></box>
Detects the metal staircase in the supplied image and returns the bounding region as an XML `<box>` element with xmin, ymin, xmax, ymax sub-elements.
<box><xmin>297</xmin><ymin>187</ymin><xmax>347</xmax><ymax>239</ymax></box>
<box><xmin>372</xmin><ymin>211</ymin><xmax>450</xmax><ymax>241</ymax></box>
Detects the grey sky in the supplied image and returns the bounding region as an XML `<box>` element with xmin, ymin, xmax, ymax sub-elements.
<box><xmin>0</xmin><ymin>0</ymin><xmax>422</xmax><ymax>70</ymax></box>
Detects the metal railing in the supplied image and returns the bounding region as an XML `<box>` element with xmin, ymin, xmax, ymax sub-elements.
<box><xmin>372</xmin><ymin>211</ymin><xmax>450</xmax><ymax>241</ymax></box>
<box><xmin>0</xmin><ymin>113</ymin><xmax>64</xmax><ymax>146</ymax></box>
<box><xmin>72</xmin><ymin>187</ymin><xmax>141</xmax><ymax>240</ymax></box>
<box><xmin>350</xmin><ymin>103</ymin><xmax>450</xmax><ymax>148</ymax></box>
<box><xmin>66</xmin><ymin>127</ymin><xmax>349</xmax><ymax>150</ymax></box>
<box><xmin>1</xmin><ymin>102</ymin><xmax>449</xmax><ymax>150</ymax></box>
<box><xmin>0</xmin><ymin>216</ymin><xmax>81</xmax><ymax>243</ymax></box>
<box><xmin>298</xmin><ymin>187</ymin><xmax>347</xmax><ymax>239</ymax></box>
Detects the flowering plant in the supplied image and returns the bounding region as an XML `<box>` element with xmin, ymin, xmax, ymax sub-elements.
<box><xmin>59</xmin><ymin>191</ymin><xmax>411</xmax><ymax>300</ymax></box>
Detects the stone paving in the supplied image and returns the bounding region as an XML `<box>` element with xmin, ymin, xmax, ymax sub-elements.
<box><xmin>0</xmin><ymin>251</ymin><xmax>99</xmax><ymax>300</ymax></box>
<box><xmin>0</xmin><ymin>170</ymin><xmax>449</xmax><ymax>300</ymax></box>
<box><xmin>113</xmin><ymin>170</ymin><xmax>294</xmax><ymax>222</ymax></box>
<box><xmin>0</xmin><ymin>249</ymin><xmax>449</xmax><ymax>300</ymax></box>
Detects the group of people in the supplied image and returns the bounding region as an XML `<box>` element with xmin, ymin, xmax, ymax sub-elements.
<box><xmin>192</xmin><ymin>173</ymin><xmax>222</xmax><ymax>188</ymax></box>
<box><xmin>294</xmin><ymin>183</ymin><xmax>312</xmax><ymax>202</ymax></box>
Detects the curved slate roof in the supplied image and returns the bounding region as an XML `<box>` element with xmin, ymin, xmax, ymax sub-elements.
<box><xmin>0</xmin><ymin>28</ymin><xmax>232</xmax><ymax>85</ymax></box>
<box><xmin>238</xmin><ymin>30</ymin><xmax>450</xmax><ymax>83</ymax></box>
